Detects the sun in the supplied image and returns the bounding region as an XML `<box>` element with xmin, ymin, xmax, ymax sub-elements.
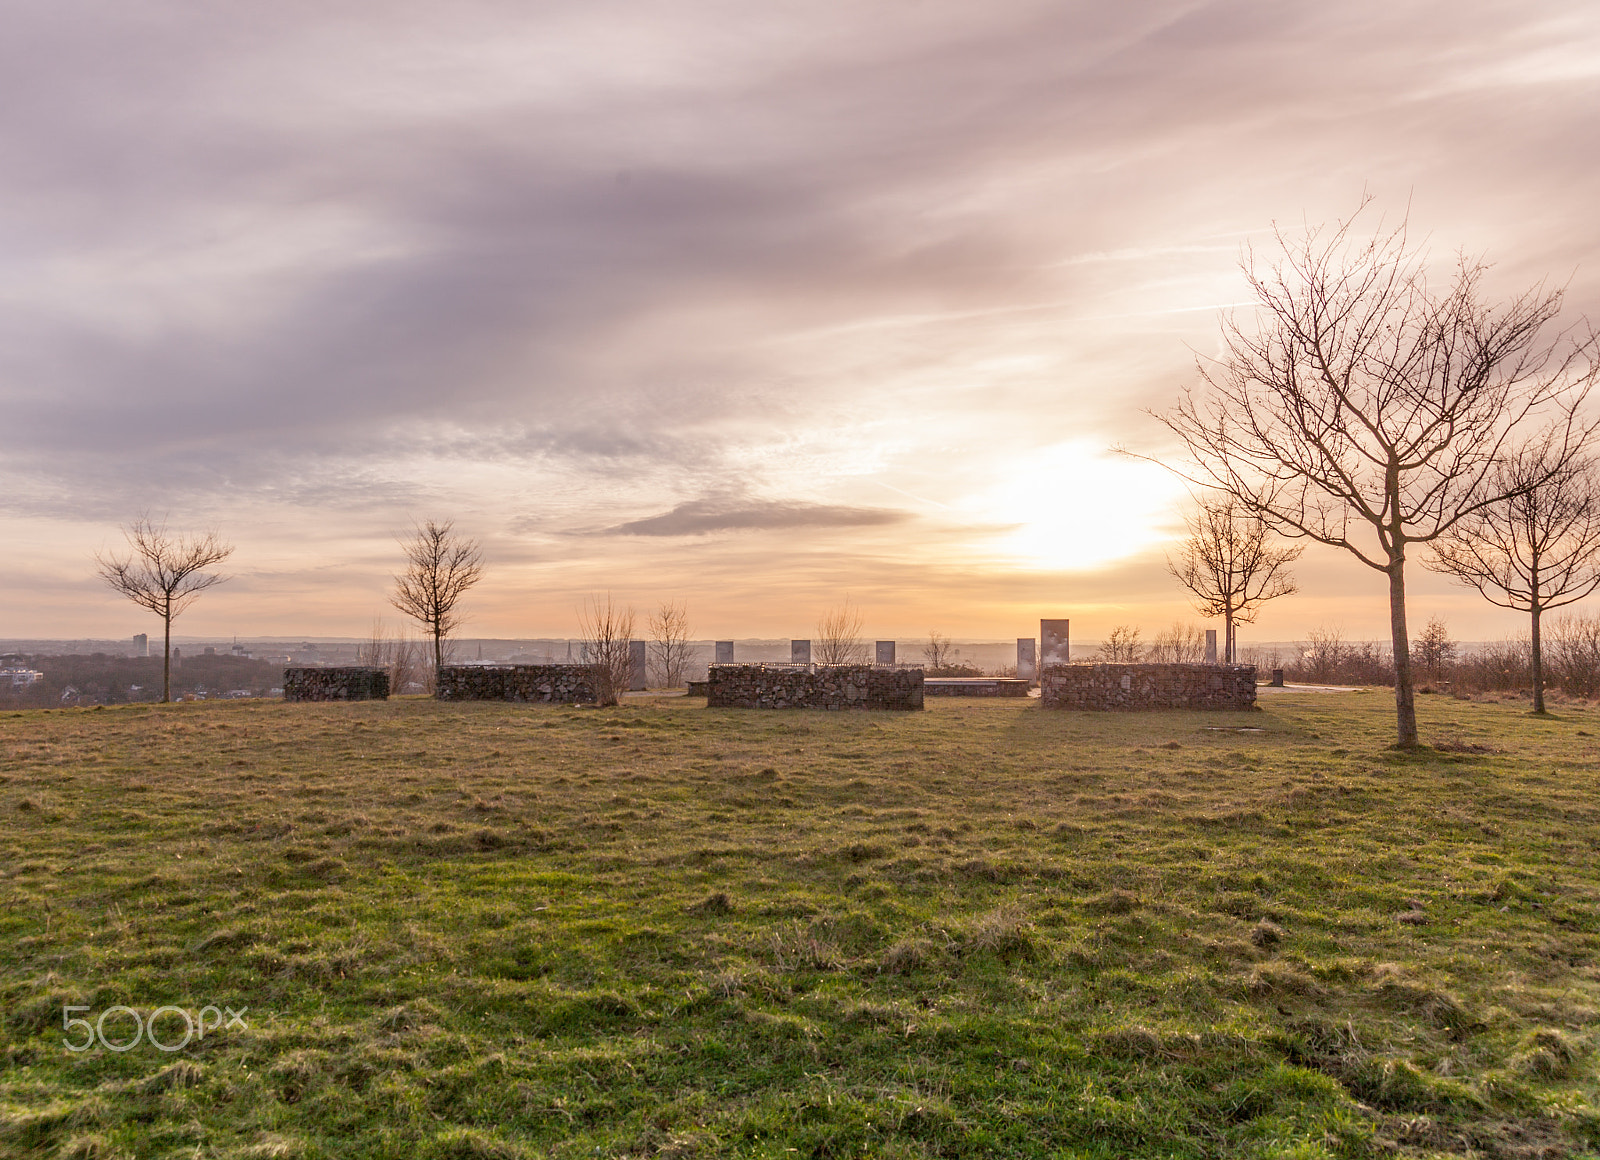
<box><xmin>962</xmin><ymin>443</ymin><xmax>1186</xmax><ymax>571</ymax></box>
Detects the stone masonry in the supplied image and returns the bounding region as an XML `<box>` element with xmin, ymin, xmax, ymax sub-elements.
<box><xmin>436</xmin><ymin>664</ymin><xmax>598</xmax><ymax>704</ymax></box>
<box><xmin>708</xmin><ymin>664</ymin><xmax>924</xmax><ymax>711</ymax></box>
<box><xmin>283</xmin><ymin>667</ymin><xmax>389</xmax><ymax>701</ymax></box>
<box><xmin>1040</xmin><ymin>663</ymin><xmax>1256</xmax><ymax>711</ymax></box>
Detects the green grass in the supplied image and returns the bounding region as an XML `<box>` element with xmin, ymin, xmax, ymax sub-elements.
<box><xmin>1</xmin><ymin>691</ymin><xmax>1598</xmax><ymax>1159</ymax></box>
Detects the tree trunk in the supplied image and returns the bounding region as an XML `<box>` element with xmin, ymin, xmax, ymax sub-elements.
<box><xmin>162</xmin><ymin>601</ymin><xmax>172</xmax><ymax>704</ymax></box>
<box><xmin>1224</xmin><ymin>609</ymin><xmax>1236</xmax><ymax>664</ymax></box>
<box><xmin>1388</xmin><ymin>559</ymin><xmax>1419</xmax><ymax>748</ymax></box>
<box><xmin>1531</xmin><ymin>602</ymin><xmax>1546</xmax><ymax>714</ymax></box>
<box><xmin>433</xmin><ymin>627</ymin><xmax>444</xmax><ymax>693</ymax></box>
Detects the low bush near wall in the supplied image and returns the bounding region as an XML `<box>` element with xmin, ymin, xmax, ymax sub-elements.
<box><xmin>708</xmin><ymin>664</ymin><xmax>923</xmax><ymax>710</ymax></box>
<box><xmin>282</xmin><ymin>667</ymin><xmax>389</xmax><ymax>701</ymax></box>
<box><xmin>436</xmin><ymin>664</ymin><xmax>598</xmax><ymax>704</ymax></box>
<box><xmin>1041</xmin><ymin>662</ymin><xmax>1255</xmax><ymax>711</ymax></box>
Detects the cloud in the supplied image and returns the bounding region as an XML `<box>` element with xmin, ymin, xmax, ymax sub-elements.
<box><xmin>603</xmin><ymin>496</ymin><xmax>909</xmax><ymax>537</ymax></box>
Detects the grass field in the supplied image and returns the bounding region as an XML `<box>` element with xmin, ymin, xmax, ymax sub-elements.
<box><xmin>1</xmin><ymin>690</ymin><xmax>1598</xmax><ymax>1159</ymax></box>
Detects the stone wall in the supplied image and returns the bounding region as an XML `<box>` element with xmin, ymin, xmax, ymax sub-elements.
<box><xmin>283</xmin><ymin>667</ymin><xmax>389</xmax><ymax>702</ymax></box>
<box><xmin>707</xmin><ymin>664</ymin><xmax>924</xmax><ymax>711</ymax></box>
<box><xmin>436</xmin><ymin>664</ymin><xmax>598</xmax><ymax>704</ymax></box>
<box><xmin>1040</xmin><ymin>663</ymin><xmax>1256</xmax><ymax>711</ymax></box>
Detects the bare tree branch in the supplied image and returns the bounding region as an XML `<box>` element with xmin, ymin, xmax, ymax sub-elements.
<box><xmin>1142</xmin><ymin>200</ymin><xmax>1599</xmax><ymax>747</ymax></box>
<box><xmin>388</xmin><ymin>520</ymin><xmax>484</xmax><ymax>688</ymax></box>
<box><xmin>96</xmin><ymin>515</ymin><xmax>233</xmax><ymax>703</ymax></box>
<box><xmin>1167</xmin><ymin>497</ymin><xmax>1302</xmax><ymax>663</ymax></box>
<box><xmin>814</xmin><ymin>600</ymin><xmax>867</xmax><ymax>666</ymax></box>
<box><xmin>1429</xmin><ymin>444</ymin><xmax>1600</xmax><ymax>712</ymax></box>
<box><xmin>580</xmin><ymin>593</ymin><xmax>635</xmax><ymax>707</ymax></box>
<box><xmin>647</xmin><ymin>600</ymin><xmax>694</xmax><ymax>688</ymax></box>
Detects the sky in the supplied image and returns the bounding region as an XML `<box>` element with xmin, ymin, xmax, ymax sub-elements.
<box><xmin>4</xmin><ymin>0</ymin><xmax>1600</xmax><ymax>645</ymax></box>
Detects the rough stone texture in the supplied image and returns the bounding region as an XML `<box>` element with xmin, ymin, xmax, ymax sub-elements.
<box><xmin>283</xmin><ymin>667</ymin><xmax>389</xmax><ymax>702</ymax></box>
<box><xmin>708</xmin><ymin>664</ymin><xmax>923</xmax><ymax>711</ymax></box>
<box><xmin>924</xmin><ymin>677</ymin><xmax>1032</xmax><ymax>698</ymax></box>
<box><xmin>1040</xmin><ymin>663</ymin><xmax>1257</xmax><ymax>711</ymax></box>
<box><xmin>436</xmin><ymin>664</ymin><xmax>598</xmax><ymax>703</ymax></box>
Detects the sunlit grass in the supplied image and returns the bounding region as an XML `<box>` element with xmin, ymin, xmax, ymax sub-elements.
<box><xmin>1</xmin><ymin>691</ymin><xmax>1597</xmax><ymax>1158</ymax></box>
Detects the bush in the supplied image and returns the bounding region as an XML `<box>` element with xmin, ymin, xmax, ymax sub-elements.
<box><xmin>1547</xmin><ymin>612</ymin><xmax>1600</xmax><ymax>698</ymax></box>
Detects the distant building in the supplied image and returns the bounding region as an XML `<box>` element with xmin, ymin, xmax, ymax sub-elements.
<box><xmin>133</xmin><ymin>633</ymin><xmax>149</xmax><ymax>657</ymax></box>
<box><xmin>1</xmin><ymin>668</ymin><xmax>43</xmax><ymax>687</ymax></box>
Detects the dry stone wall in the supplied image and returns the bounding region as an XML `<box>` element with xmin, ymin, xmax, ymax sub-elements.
<box><xmin>708</xmin><ymin>664</ymin><xmax>924</xmax><ymax>711</ymax></box>
<box><xmin>1040</xmin><ymin>663</ymin><xmax>1256</xmax><ymax>711</ymax></box>
<box><xmin>436</xmin><ymin>664</ymin><xmax>599</xmax><ymax>703</ymax></box>
<box><xmin>283</xmin><ymin>667</ymin><xmax>389</xmax><ymax>701</ymax></box>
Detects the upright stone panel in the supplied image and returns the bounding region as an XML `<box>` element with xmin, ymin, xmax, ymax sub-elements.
<box><xmin>1017</xmin><ymin>637</ymin><xmax>1037</xmax><ymax>680</ymax></box>
<box><xmin>1039</xmin><ymin>663</ymin><xmax>1256</xmax><ymax>711</ymax></box>
<box><xmin>1205</xmin><ymin>629</ymin><xmax>1218</xmax><ymax>664</ymax></box>
<box><xmin>791</xmin><ymin>639</ymin><xmax>812</xmax><ymax>664</ymax></box>
<box><xmin>875</xmin><ymin>640</ymin><xmax>896</xmax><ymax>666</ymax></box>
<box><xmin>283</xmin><ymin>667</ymin><xmax>389</xmax><ymax>702</ymax></box>
<box><xmin>1041</xmin><ymin>619</ymin><xmax>1071</xmax><ymax>667</ymax></box>
<box><xmin>714</xmin><ymin>641</ymin><xmax>735</xmax><ymax>664</ymax></box>
<box><xmin>629</xmin><ymin>640</ymin><xmax>648</xmax><ymax>690</ymax></box>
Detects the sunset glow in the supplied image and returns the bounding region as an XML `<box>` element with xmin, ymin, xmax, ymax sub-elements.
<box><xmin>4</xmin><ymin>1</ymin><xmax>1600</xmax><ymax>643</ymax></box>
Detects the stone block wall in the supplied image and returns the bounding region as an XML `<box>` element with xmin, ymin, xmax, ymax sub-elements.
<box><xmin>1040</xmin><ymin>663</ymin><xmax>1256</xmax><ymax>711</ymax></box>
<box><xmin>707</xmin><ymin>664</ymin><xmax>924</xmax><ymax>711</ymax></box>
<box><xmin>436</xmin><ymin>664</ymin><xmax>598</xmax><ymax>704</ymax></box>
<box><xmin>283</xmin><ymin>667</ymin><xmax>389</xmax><ymax>702</ymax></box>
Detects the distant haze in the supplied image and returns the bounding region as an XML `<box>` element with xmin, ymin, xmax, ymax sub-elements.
<box><xmin>4</xmin><ymin>1</ymin><xmax>1599</xmax><ymax>642</ymax></box>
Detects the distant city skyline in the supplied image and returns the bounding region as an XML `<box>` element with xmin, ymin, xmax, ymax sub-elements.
<box><xmin>4</xmin><ymin>1</ymin><xmax>1599</xmax><ymax>641</ymax></box>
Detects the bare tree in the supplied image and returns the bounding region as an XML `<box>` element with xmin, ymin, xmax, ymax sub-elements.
<box><xmin>923</xmin><ymin>630</ymin><xmax>954</xmax><ymax>670</ymax></box>
<box><xmin>1429</xmin><ymin>448</ymin><xmax>1600</xmax><ymax>712</ymax></box>
<box><xmin>96</xmin><ymin>515</ymin><xmax>234</xmax><ymax>703</ymax></box>
<box><xmin>389</xmin><ymin>520</ymin><xmax>484</xmax><ymax>687</ymax></box>
<box><xmin>1411</xmin><ymin>616</ymin><xmax>1457</xmax><ymax>681</ymax></box>
<box><xmin>358</xmin><ymin>617</ymin><xmax>424</xmax><ymax>696</ymax></box>
<box><xmin>1547</xmin><ymin>611</ymin><xmax>1600</xmax><ymax>699</ymax></box>
<box><xmin>580</xmin><ymin>593</ymin><xmax>635</xmax><ymax>707</ymax></box>
<box><xmin>1146</xmin><ymin>622</ymin><xmax>1206</xmax><ymax>663</ymax></box>
<box><xmin>1147</xmin><ymin>201</ymin><xmax>1597</xmax><ymax>747</ymax></box>
<box><xmin>648</xmin><ymin>599</ymin><xmax>694</xmax><ymax>688</ymax></box>
<box><xmin>815</xmin><ymin>599</ymin><xmax>867</xmax><ymax>665</ymax></box>
<box><xmin>1097</xmin><ymin>625</ymin><xmax>1143</xmax><ymax>662</ymax></box>
<box><xmin>1167</xmin><ymin>497</ymin><xmax>1302</xmax><ymax>663</ymax></box>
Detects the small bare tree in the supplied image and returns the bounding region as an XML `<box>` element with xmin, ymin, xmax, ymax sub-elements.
<box><xmin>389</xmin><ymin>520</ymin><xmax>484</xmax><ymax>688</ymax></box>
<box><xmin>1547</xmin><ymin>612</ymin><xmax>1600</xmax><ymax>699</ymax></box>
<box><xmin>1429</xmin><ymin>448</ymin><xmax>1600</xmax><ymax>712</ymax></box>
<box><xmin>1411</xmin><ymin>616</ymin><xmax>1457</xmax><ymax>681</ymax></box>
<box><xmin>359</xmin><ymin>617</ymin><xmax>423</xmax><ymax>696</ymax></box>
<box><xmin>580</xmin><ymin>593</ymin><xmax>635</xmax><ymax>706</ymax></box>
<box><xmin>1167</xmin><ymin>498</ymin><xmax>1302</xmax><ymax>663</ymax></box>
<box><xmin>1147</xmin><ymin>200</ymin><xmax>1598</xmax><ymax>746</ymax></box>
<box><xmin>1097</xmin><ymin>625</ymin><xmax>1143</xmax><ymax>662</ymax></box>
<box><xmin>648</xmin><ymin>599</ymin><xmax>694</xmax><ymax>688</ymax></box>
<box><xmin>96</xmin><ymin>515</ymin><xmax>234</xmax><ymax>703</ymax></box>
<box><xmin>815</xmin><ymin>599</ymin><xmax>867</xmax><ymax>665</ymax></box>
<box><xmin>1146</xmin><ymin>622</ymin><xmax>1206</xmax><ymax>663</ymax></box>
<box><xmin>923</xmin><ymin>630</ymin><xmax>954</xmax><ymax>670</ymax></box>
